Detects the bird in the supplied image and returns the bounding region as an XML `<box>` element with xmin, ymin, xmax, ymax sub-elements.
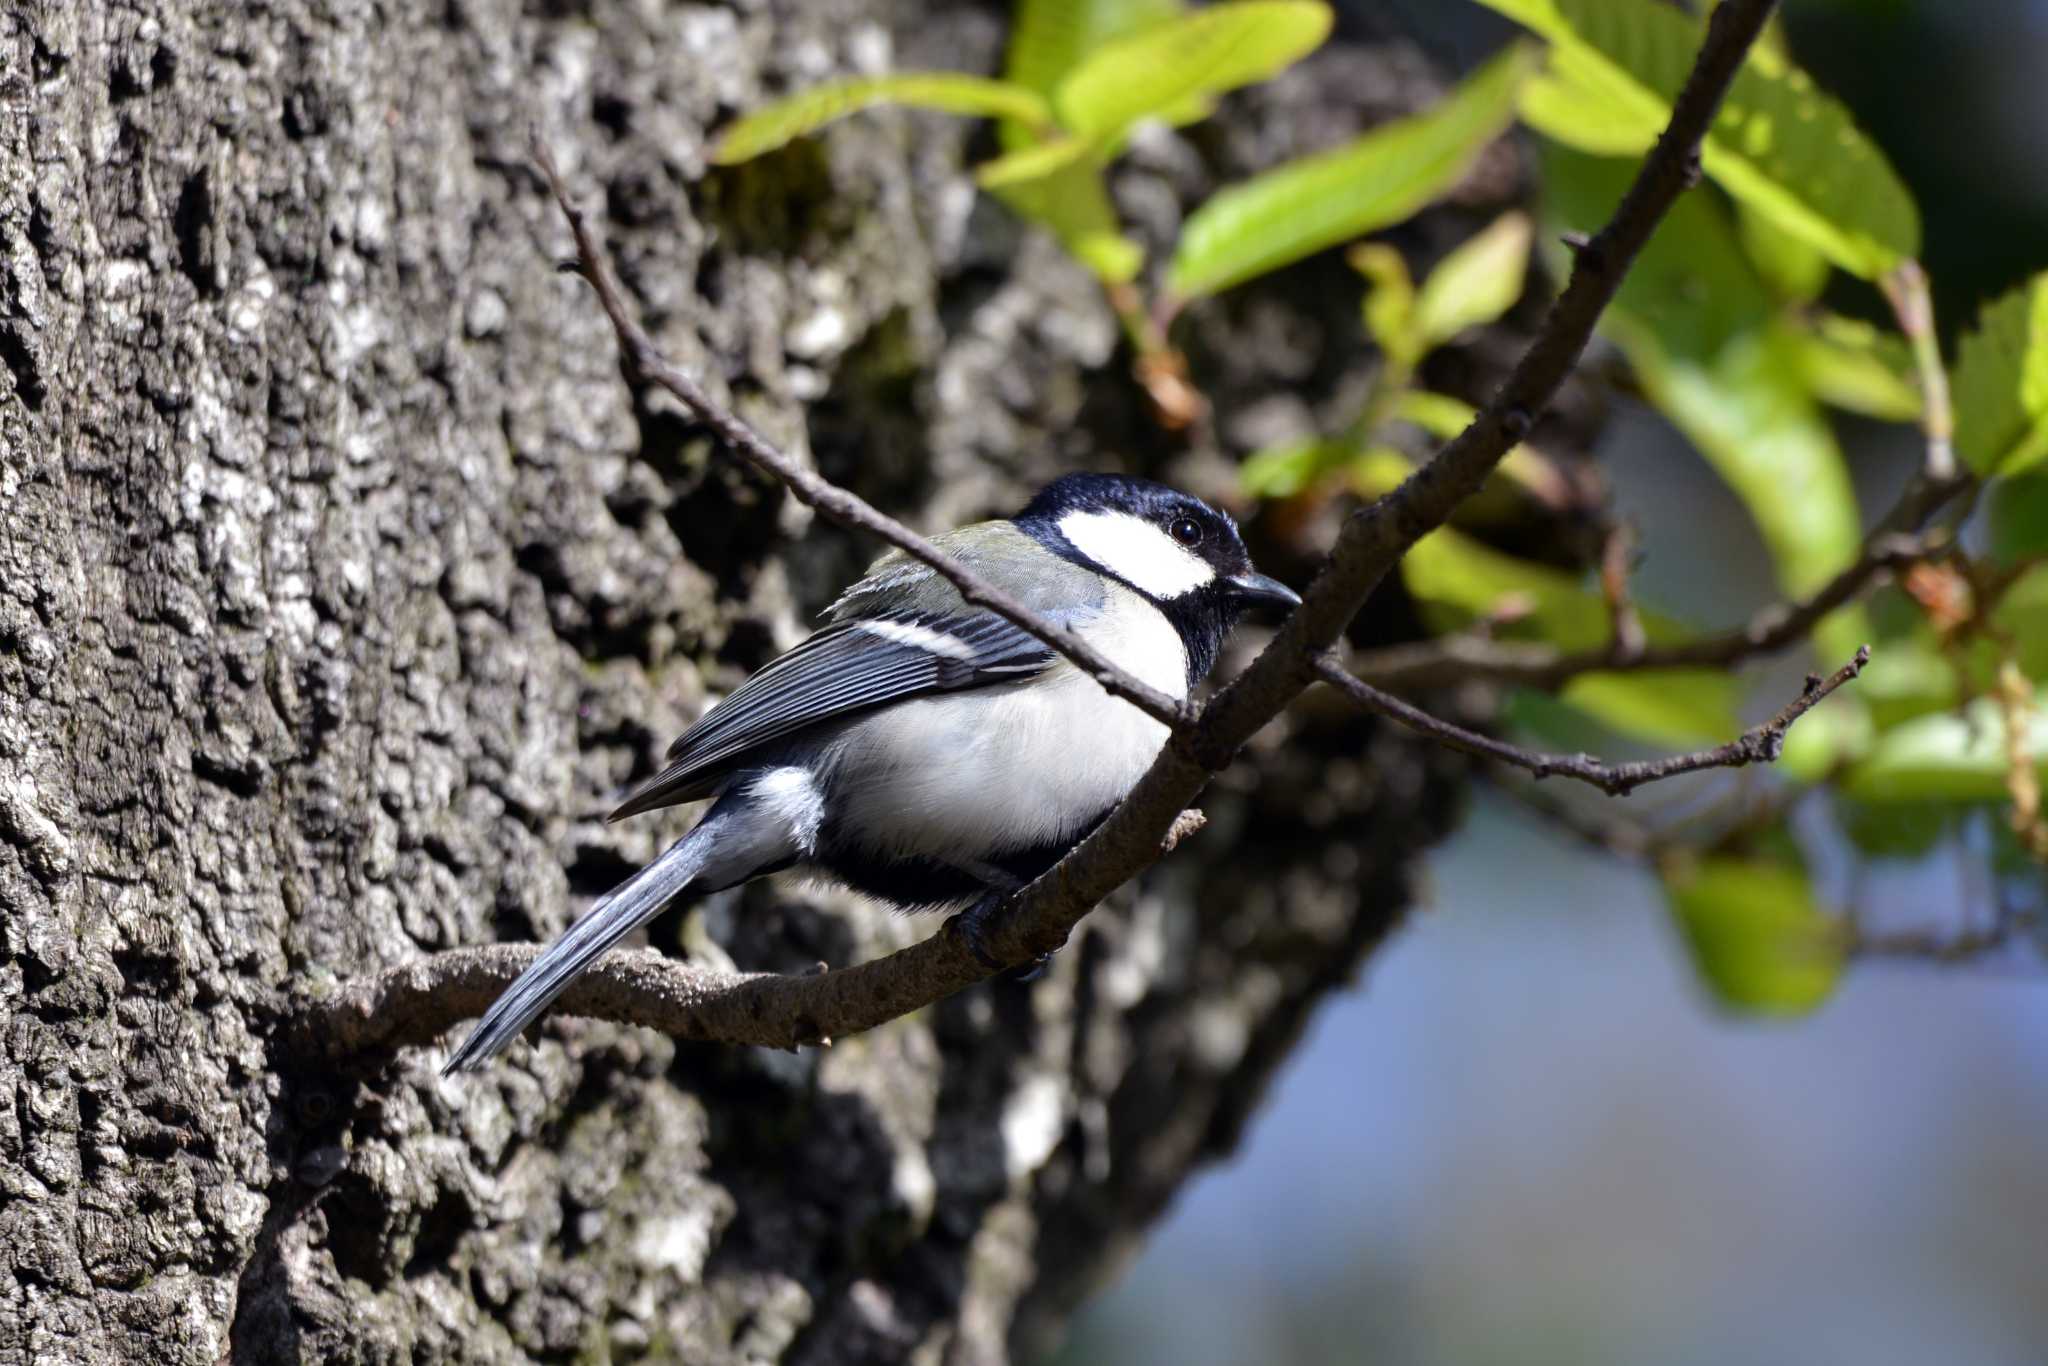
<box><xmin>442</xmin><ymin>473</ymin><xmax>1300</xmax><ymax>1072</ymax></box>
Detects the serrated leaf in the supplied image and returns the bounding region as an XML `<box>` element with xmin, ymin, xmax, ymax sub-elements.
<box><xmin>1054</xmin><ymin>1</ymin><xmax>1332</xmax><ymax>140</ymax></box>
<box><xmin>711</xmin><ymin>74</ymin><xmax>1054</xmax><ymax>163</ymax></box>
<box><xmin>1633</xmin><ymin>327</ymin><xmax>1865</xmax><ymax>610</ymax></box>
<box><xmin>1542</xmin><ymin>141</ymin><xmax>1768</xmax><ymax>357</ymax></box>
<box><xmin>1401</xmin><ymin>526</ymin><xmax>1740</xmax><ymax>744</ymax></box>
<box><xmin>1664</xmin><ymin>857</ymin><xmax>1843</xmax><ymax>1015</ymax></box>
<box><xmin>1413</xmin><ymin>211</ymin><xmax>1533</xmax><ymax>350</ymax></box>
<box><xmin>1479</xmin><ymin>0</ymin><xmax>1920</xmax><ymax>278</ymax></box>
<box><xmin>1168</xmin><ymin>43</ymin><xmax>1534</xmax><ymax>299</ymax></box>
<box><xmin>1543</xmin><ymin>144</ymin><xmax>1867</xmax><ymax>663</ymax></box>
<box><xmin>1952</xmin><ymin>272</ymin><xmax>2048</xmax><ymax>477</ymax></box>
<box><xmin>1005</xmin><ymin>0</ymin><xmax>1184</xmax><ymax>98</ymax></box>
<box><xmin>1840</xmin><ymin>689</ymin><xmax>2048</xmax><ymax>802</ymax></box>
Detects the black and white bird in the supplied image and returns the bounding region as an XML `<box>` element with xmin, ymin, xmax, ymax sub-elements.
<box><xmin>443</xmin><ymin>473</ymin><xmax>1298</xmax><ymax>1072</ymax></box>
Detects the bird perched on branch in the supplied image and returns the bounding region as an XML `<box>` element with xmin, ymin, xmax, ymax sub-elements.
<box><xmin>444</xmin><ymin>473</ymin><xmax>1298</xmax><ymax>1071</ymax></box>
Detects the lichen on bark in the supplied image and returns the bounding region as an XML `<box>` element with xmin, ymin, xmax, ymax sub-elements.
<box><xmin>0</xmin><ymin>2</ymin><xmax>1476</xmax><ymax>1361</ymax></box>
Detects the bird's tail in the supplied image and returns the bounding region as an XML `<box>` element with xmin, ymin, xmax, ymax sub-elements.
<box><xmin>441</xmin><ymin>822</ymin><xmax>718</xmax><ymax>1074</ymax></box>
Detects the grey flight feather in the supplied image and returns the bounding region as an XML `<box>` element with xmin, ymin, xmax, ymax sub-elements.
<box><xmin>440</xmin><ymin>818</ymin><xmax>721</xmax><ymax>1072</ymax></box>
<box><xmin>609</xmin><ymin>525</ymin><xmax>1105</xmax><ymax>822</ymax></box>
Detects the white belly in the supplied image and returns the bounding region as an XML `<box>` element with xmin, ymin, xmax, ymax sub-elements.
<box><xmin>827</xmin><ymin>587</ymin><xmax>1187</xmax><ymax>860</ymax></box>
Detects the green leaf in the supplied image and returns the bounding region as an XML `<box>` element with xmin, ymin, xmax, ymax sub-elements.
<box><xmin>1833</xmin><ymin>796</ymin><xmax>1952</xmax><ymax>860</ymax></box>
<box><xmin>1853</xmin><ymin>634</ymin><xmax>1959</xmax><ymax>732</ymax></box>
<box><xmin>1785</xmin><ymin>313</ymin><xmax>1923</xmax><ymax>422</ymax></box>
<box><xmin>1774</xmin><ymin>693</ymin><xmax>1874</xmax><ymax>783</ymax></box>
<box><xmin>1005</xmin><ymin>0</ymin><xmax>1184</xmax><ymax>98</ymax></box>
<box><xmin>1054</xmin><ymin>1</ymin><xmax>1332</xmax><ymax>140</ymax></box>
<box><xmin>711</xmin><ymin>74</ymin><xmax>1054</xmax><ymax>163</ymax></box>
<box><xmin>1478</xmin><ymin>0</ymin><xmax>1921</xmax><ymax>278</ymax></box>
<box><xmin>1558</xmin><ymin>671</ymin><xmax>1743</xmax><ymax>748</ymax></box>
<box><xmin>992</xmin><ymin>162</ymin><xmax>1144</xmax><ymax>283</ymax></box>
<box><xmin>1517</xmin><ymin>59</ymin><xmax>1659</xmax><ymax>156</ymax></box>
<box><xmin>1543</xmin><ymin>144</ymin><xmax>1867</xmax><ymax>663</ymax></box>
<box><xmin>1347</xmin><ymin>243</ymin><xmax>1418</xmax><ymax>367</ymax></box>
<box><xmin>1168</xmin><ymin>43</ymin><xmax>1534</xmax><ymax>299</ymax></box>
<box><xmin>1541</xmin><ymin>142</ymin><xmax>1769</xmax><ymax>358</ymax></box>
<box><xmin>1840</xmin><ymin>689</ymin><xmax>2048</xmax><ymax>802</ymax></box>
<box><xmin>1390</xmin><ymin>389</ymin><xmax>1477</xmax><ymax>441</ymax></box>
<box><xmin>1737</xmin><ymin>200</ymin><xmax>1830</xmax><ymax>302</ymax></box>
<box><xmin>1632</xmin><ymin>327</ymin><xmax>1865</xmax><ymax>610</ymax></box>
<box><xmin>1412</xmin><ymin>211</ymin><xmax>1534</xmax><ymax>350</ymax></box>
<box><xmin>1401</xmin><ymin>526</ymin><xmax>1740</xmax><ymax>744</ymax></box>
<box><xmin>1987</xmin><ymin>473</ymin><xmax>2048</xmax><ymax>564</ymax></box>
<box><xmin>1241</xmin><ymin>436</ymin><xmax>1343</xmax><ymax>497</ymax></box>
<box><xmin>1988</xmin><ymin>565</ymin><xmax>2048</xmax><ymax>682</ymax></box>
<box><xmin>1664</xmin><ymin>857</ymin><xmax>1844</xmax><ymax>1015</ymax></box>
<box><xmin>974</xmin><ymin>137</ymin><xmax>1094</xmax><ymax>188</ymax></box>
<box><xmin>1952</xmin><ymin>272</ymin><xmax>2048</xmax><ymax>477</ymax></box>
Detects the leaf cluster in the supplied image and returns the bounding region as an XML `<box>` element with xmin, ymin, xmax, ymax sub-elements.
<box><xmin>709</xmin><ymin>0</ymin><xmax>2048</xmax><ymax>1013</ymax></box>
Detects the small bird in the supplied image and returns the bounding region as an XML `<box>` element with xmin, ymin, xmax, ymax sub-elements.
<box><xmin>442</xmin><ymin>473</ymin><xmax>1298</xmax><ymax>1071</ymax></box>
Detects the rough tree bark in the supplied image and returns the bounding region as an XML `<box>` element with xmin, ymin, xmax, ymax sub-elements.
<box><xmin>0</xmin><ymin>2</ymin><xmax>1484</xmax><ymax>1361</ymax></box>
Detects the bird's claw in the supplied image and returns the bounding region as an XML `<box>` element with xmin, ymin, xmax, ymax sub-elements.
<box><xmin>950</xmin><ymin>893</ymin><xmax>1058</xmax><ymax>980</ymax></box>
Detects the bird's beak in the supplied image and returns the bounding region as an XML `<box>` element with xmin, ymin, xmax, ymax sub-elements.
<box><xmin>1227</xmin><ymin>571</ymin><xmax>1302</xmax><ymax>613</ymax></box>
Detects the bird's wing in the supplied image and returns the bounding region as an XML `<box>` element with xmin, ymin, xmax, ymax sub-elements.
<box><xmin>608</xmin><ymin>609</ymin><xmax>1059</xmax><ymax>820</ymax></box>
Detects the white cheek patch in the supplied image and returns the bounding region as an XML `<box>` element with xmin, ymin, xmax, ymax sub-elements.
<box><xmin>858</xmin><ymin>619</ymin><xmax>978</xmax><ymax>661</ymax></box>
<box><xmin>1056</xmin><ymin>510</ymin><xmax>1214</xmax><ymax>600</ymax></box>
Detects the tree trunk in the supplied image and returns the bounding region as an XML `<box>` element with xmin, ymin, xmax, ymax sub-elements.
<box><xmin>0</xmin><ymin>2</ymin><xmax>1473</xmax><ymax>1360</ymax></box>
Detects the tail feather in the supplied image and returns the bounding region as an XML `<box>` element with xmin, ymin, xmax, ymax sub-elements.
<box><xmin>441</xmin><ymin>829</ymin><xmax>713</xmax><ymax>1073</ymax></box>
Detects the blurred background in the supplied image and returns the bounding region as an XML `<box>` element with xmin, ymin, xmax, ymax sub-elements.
<box><xmin>1058</xmin><ymin>1</ymin><xmax>2048</xmax><ymax>1361</ymax></box>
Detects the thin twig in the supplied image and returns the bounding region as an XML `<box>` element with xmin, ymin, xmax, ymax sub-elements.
<box><xmin>291</xmin><ymin>1</ymin><xmax>1785</xmax><ymax>1061</ymax></box>
<box><xmin>1347</xmin><ymin>480</ymin><xmax>1961</xmax><ymax>693</ymax></box>
<box><xmin>1316</xmin><ymin>647</ymin><xmax>1870</xmax><ymax>797</ymax></box>
<box><xmin>1600</xmin><ymin>523</ymin><xmax>1647</xmax><ymax>663</ymax></box>
<box><xmin>1882</xmin><ymin>259</ymin><xmax>1956</xmax><ymax>483</ymax></box>
<box><xmin>530</xmin><ymin>139</ymin><xmax>1190</xmax><ymax>731</ymax></box>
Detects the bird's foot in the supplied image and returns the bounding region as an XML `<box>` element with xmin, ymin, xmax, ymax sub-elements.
<box><xmin>950</xmin><ymin>892</ymin><xmax>1057</xmax><ymax>980</ymax></box>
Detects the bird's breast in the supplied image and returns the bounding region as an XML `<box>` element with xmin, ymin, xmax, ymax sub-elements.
<box><xmin>825</xmin><ymin>587</ymin><xmax>1186</xmax><ymax>860</ymax></box>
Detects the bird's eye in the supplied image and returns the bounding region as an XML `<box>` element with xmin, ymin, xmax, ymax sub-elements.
<box><xmin>1169</xmin><ymin>516</ymin><xmax>1203</xmax><ymax>547</ymax></box>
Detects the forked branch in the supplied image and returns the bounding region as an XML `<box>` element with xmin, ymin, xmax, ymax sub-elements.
<box><xmin>290</xmin><ymin>0</ymin><xmax>1794</xmax><ymax>1063</ymax></box>
<box><xmin>1318</xmin><ymin>647</ymin><xmax>1870</xmax><ymax>797</ymax></box>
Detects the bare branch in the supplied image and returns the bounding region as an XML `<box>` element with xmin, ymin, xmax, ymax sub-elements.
<box><xmin>1347</xmin><ymin>477</ymin><xmax>1964</xmax><ymax>693</ymax></box>
<box><xmin>529</xmin><ymin>138</ymin><xmax>1190</xmax><ymax>731</ymax></box>
<box><xmin>292</xmin><ymin>1</ymin><xmax>1786</xmax><ymax>1063</ymax></box>
<box><xmin>288</xmin><ymin>810</ymin><xmax>1209</xmax><ymax>1062</ymax></box>
<box><xmin>1317</xmin><ymin>646</ymin><xmax>1870</xmax><ymax>797</ymax></box>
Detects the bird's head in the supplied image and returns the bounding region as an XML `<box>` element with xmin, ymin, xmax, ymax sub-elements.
<box><xmin>1017</xmin><ymin>473</ymin><xmax>1299</xmax><ymax>681</ymax></box>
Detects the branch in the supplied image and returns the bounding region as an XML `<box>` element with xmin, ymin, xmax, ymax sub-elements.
<box><xmin>287</xmin><ymin>810</ymin><xmax>1209</xmax><ymax>1063</ymax></box>
<box><xmin>1600</xmin><ymin>524</ymin><xmax>1648</xmax><ymax>663</ymax></box>
<box><xmin>1347</xmin><ymin>476</ymin><xmax>1964</xmax><ymax>692</ymax></box>
<box><xmin>528</xmin><ymin>139</ymin><xmax>1189</xmax><ymax>731</ymax></box>
<box><xmin>1882</xmin><ymin>259</ymin><xmax>1956</xmax><ymax>483</ymax></box>
<box><xmin>1316</xmin><ymin>646</ymin><xmax>1870</xmax><ymax>797</ymax></box>
<box><xmin>291</xmin><ymin>1</ymin><xmax>1784</xmax><ymax>1062</ymax></box>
